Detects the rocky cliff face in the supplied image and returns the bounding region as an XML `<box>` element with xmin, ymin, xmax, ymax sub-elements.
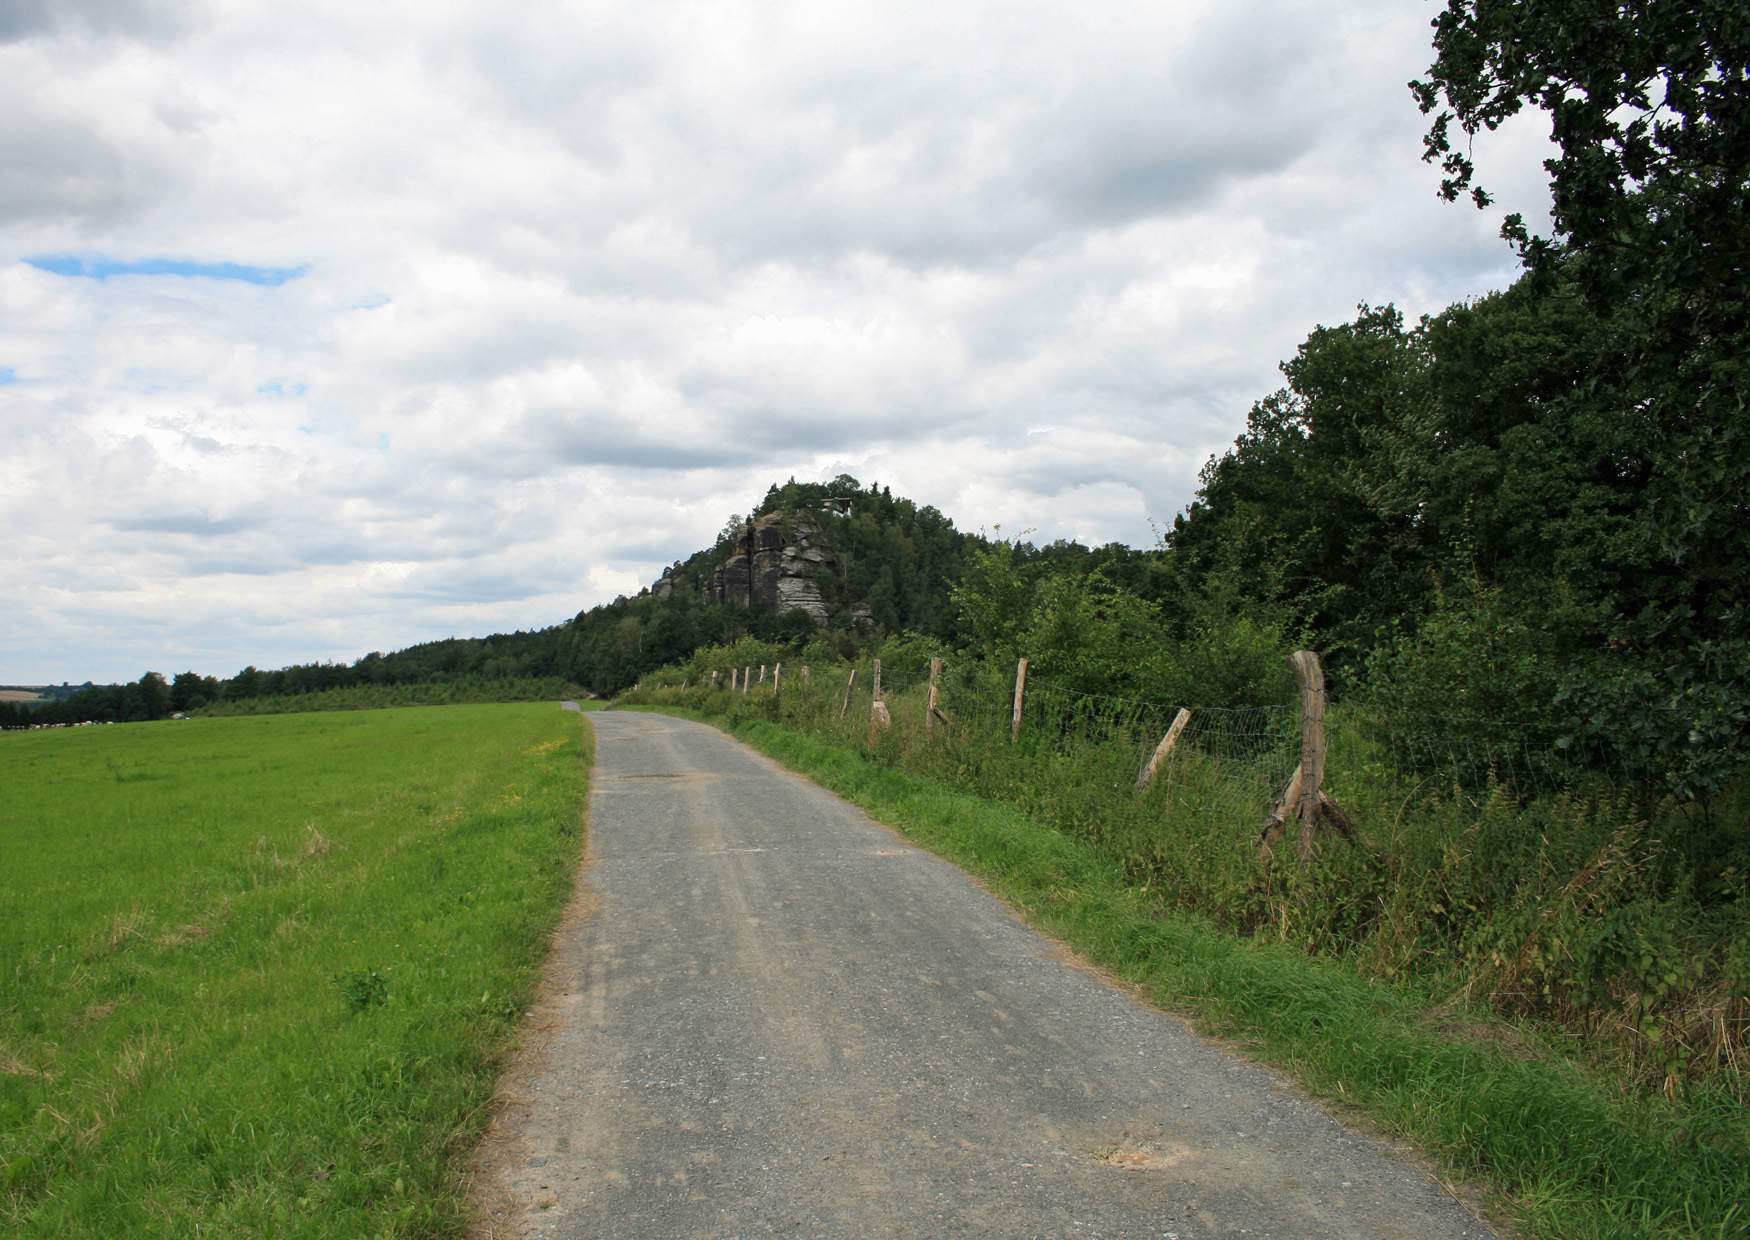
<box><xmin>650</xmin><ymin>510</ymin><xmax>836</xmax><ymax>624</ymax></box>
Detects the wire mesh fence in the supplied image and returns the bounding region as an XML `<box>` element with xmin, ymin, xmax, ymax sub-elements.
<box><xmin>656</xmin><ymin>651</ymin><xmax>1646</xmax><ymax>818</ymax></box>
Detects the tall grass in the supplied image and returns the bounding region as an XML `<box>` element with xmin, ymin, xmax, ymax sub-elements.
<box><xmin>0</xmin><ymin>704</ymin><xmax>591</xmax><ymax>1237</ymax></box>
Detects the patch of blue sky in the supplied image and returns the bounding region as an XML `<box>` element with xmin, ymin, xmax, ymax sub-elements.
<box><xmin>24</xmin><ymin>255</ymin><xmax>309</xmax><ymax>286</ymax></box>
<box><xmin>0</xmin><ymin>367</ymin><xmax>16</xmax><ymax>385</ymax></box>
<box><xmin>257</xmin><ymin>381</ymin><xmax>309</xmax><ymax>398</ymax></box>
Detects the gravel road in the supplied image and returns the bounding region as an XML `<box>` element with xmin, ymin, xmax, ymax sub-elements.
<box><xmin>472</xmin><ymin>709</ymin><xmax>1494</xmax><ymax>1239</ymax></box>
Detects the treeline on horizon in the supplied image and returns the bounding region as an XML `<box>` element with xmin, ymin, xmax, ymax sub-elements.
<box><xmin>0</xmin><ymin>630</ymin><xmax>576</xmax><ymax>729</ymax></box>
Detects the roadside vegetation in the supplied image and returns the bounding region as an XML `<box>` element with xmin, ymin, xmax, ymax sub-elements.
<box><xmin>621</xmin><ymin>696</ymin><xmax>1747</xmax><ymax>1239</ymax></box>
<box><xmin>0</xmin><ymin>704</ymin><xmax>591</xmax><ymax>1237</ymax></box>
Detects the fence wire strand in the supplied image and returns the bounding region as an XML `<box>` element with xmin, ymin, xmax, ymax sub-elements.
<box><xmin>662</xmin><ymin>652</ymin><xmax>1649</xmax><ymax>818</ymax></box>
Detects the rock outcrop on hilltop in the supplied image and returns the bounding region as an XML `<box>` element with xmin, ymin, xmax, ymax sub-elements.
<box><xmin>651</xmin><ymin>510</ymin><xmax>836</xmax><ymax>625</ymax></box>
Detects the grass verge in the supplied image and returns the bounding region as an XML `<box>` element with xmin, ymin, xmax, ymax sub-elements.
<box><xmin>628</xmin><ymin>706</ymin><xmax>1747</xmax><ymax>1240</ymax></box>
<box><xmin>1</xmin><ymin>703</ymin><xmax>592</xmax><ymax>1237</ymax></box>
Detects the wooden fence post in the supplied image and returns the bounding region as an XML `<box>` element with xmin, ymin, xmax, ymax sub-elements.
<box><xmin>925</xmin><ymin>658</ymin><xmax>942</xmax><ymax>736</ymax></box>
<box><xmin>801</xmin><ymin>666</ymin><xmax>811</xmax><ymax>683</ymax></box>
<box><xmin>1010</xmin><ymin>657</ymin><xmax>1029</xmax><ymax>742</ymax></box>
<box><xmin>773</xmin><ymin>663</ymin><xmax>782</xmax><ymax>699</ymax></box>
<box><xmin>1136</xmin><ymin>708</ymin><xmax>1192</xmax><ymax>790</ymax></box>
<box><xmin>711</xmin><ymin>670</ymin><xmax>719</xmax><ymax>688</ymax></box>
<box><xmin>839</xmin><ymin>667</ymin><xmax>857</xmax><ymax>720</ymax></box>
<box><xmin>743</xmin><ymin>666</ymin><xmax>751</xmax><ymax>695</ymax></box>
<box><xmin>872</xmin><ymin>659</ymin><xmax>882</xmax><ymax>702</ymax></box>
<box><xmin>759</xmin><ymin>664</ymin><xmax>766</xmax><ymax>685</ymax></box>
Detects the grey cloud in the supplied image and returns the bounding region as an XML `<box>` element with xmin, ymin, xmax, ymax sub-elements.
<box><xmin>0</xmin><ymin>95</ymin><xmax>181</xmax><ymax>228</ymax></box>
<box><xmin>111</xmin><ymin>510</ymin><xmax>261</xmax><ymax>537</ymax></box>
<box><xmin>453</xmin><ymin>422</ymin><xmax>747</xmax><ymax>478</ymax></box>
<box><xmin>384</xmin><ymin>566</ymin><xmax>559</xmax><ymax>606</ymax></box>
<box><xmin>180</xmin><ymin>556</ymin><xmax>281</xmax><ymax>577</ymax></box>
<box><xmin>0</xmin><ymin>0</ymin><xmax>197</xmax><ymax>44</ymax></box>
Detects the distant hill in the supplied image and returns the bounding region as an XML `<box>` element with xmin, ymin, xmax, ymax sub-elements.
<box><xmin>556</xmin><ymin>476</ymin><xmax>976</xmax><ymax>694</ymax></box>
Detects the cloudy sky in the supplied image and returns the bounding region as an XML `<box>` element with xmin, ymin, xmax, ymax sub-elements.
<box><xmin>1</xmin><ymin>0</ymin><xmax>1553</xmax><ymax>684</ymax></box>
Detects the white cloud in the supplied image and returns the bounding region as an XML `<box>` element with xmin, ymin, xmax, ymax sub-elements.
<box><xmin>0</xmin><ymin>0</ymin><xmax>1556</xmax><ymax>681</ymax></box>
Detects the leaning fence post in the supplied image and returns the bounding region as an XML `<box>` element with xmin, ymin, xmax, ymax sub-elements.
<box><xmin>1136</xmin><ymin>708</ymin><xmax>1192</xmax><ymax>790</ymax></box>
<box><xmin>1010</xmin><ymin>657</ymin><xmax>1029</xmax><ymax>742</ymax></box>
<box><xmin>839</xmin><ymin>667</ymin><xmax>858</xmax><ymax>719</ymax></box>
<box><xmin>925</xmin><ymin>658</ymin><xmax>942</xmax><ymax>736</ymax></box>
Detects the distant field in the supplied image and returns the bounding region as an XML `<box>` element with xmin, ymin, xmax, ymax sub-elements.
<box><xmin>0</xmin><ymin>689</ymin><xmax>45</xmax><ymax>703</ymax></box>
<box><xmin>0</xmin><ymin>704</ymin><xmax>592</xmax><ymax>1237</ymax></box>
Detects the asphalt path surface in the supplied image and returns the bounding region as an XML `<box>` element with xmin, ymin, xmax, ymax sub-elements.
<box><xmin>474</xmin><ymin>709</ymin><xmax>1494</xmax><ymax>1239</ymax></box>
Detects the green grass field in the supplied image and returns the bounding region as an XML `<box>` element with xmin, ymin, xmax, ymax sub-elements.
<box><xmin>0</xmin><ymin>703</ymin><xmax>593</xmax><ymax>1237</ymax></box>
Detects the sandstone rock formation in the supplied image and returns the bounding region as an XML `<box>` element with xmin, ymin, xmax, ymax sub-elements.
<box><xmin>705</xmin><ymin>512</ymin><xmax>835</xmax><ymax>624</ymax></box>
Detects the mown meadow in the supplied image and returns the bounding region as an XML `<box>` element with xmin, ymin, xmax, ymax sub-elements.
<box><xmin>0</xmin><ymin>703</ymin><xmax>594</xmax><ymax>1237</ymax></box>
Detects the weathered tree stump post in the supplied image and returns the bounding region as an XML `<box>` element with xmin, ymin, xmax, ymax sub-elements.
<box><xmin>925</xmin><ymin>658</ymin><xmax>942</xmax><ymax>736</ymax></box>
<box><xmin>839</xmin><ymin>667</ymin><xmax>858</xmax><ymax>720</ymax></box>
<box><xmin>1136</xmin><ymin>708</ymin><xmax>1192</xmax><ymax>790</ymax></box>
<box><xmin>867</xmin><ymin>659</ymin><xmax>890</xmax><ymax>745</ymax></box>
<box><xmin>1290</xmin><ymin>650</ymin><xmax>1326</xmax><ymax>864</ymax></box>
<box><xmin>1257</xmin><ymin>651</ymin><xmax>1354</xmax><ymax>863</ymax></box>
<box><xmin>1011</xmin><ymin>657</ymin><xmax>1029</xmax><ymax>742</ymax></box>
